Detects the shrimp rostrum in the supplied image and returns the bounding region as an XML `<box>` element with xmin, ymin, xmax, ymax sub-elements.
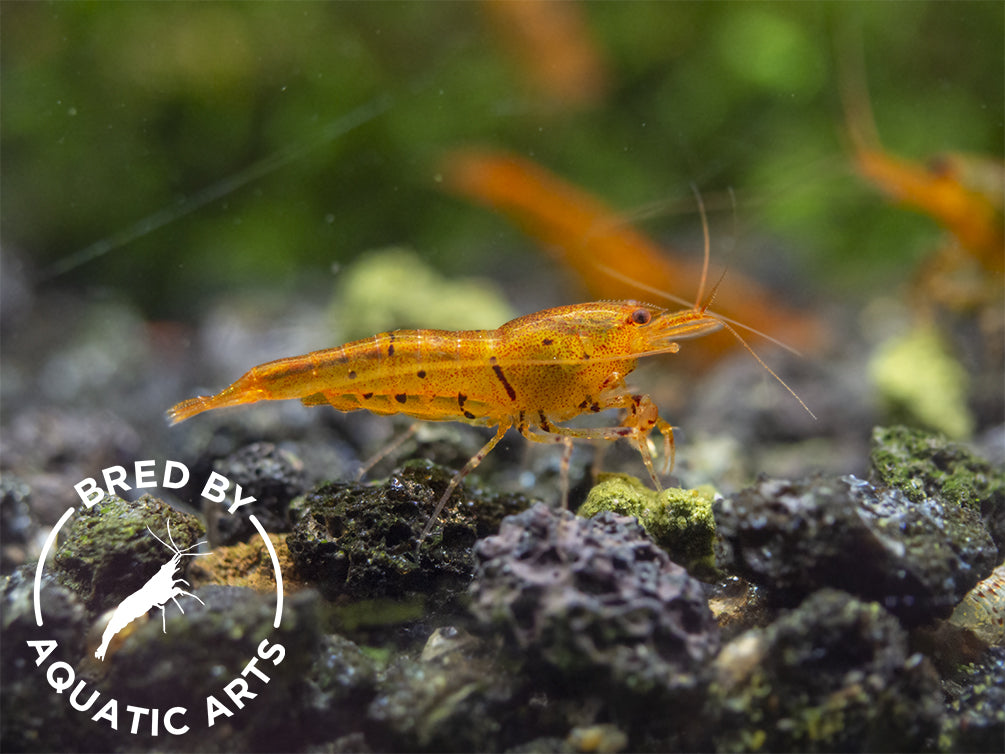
<box><xmin>168</xmin><ymin>294</ymin><xmax>805</xmax><ymax>540</ymax></box>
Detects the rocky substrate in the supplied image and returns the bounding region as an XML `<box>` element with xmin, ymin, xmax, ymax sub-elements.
<box><xmin>2</xmin><ymin>424</ymin><xmax>1003</xmax><ymax>752</ymax></box>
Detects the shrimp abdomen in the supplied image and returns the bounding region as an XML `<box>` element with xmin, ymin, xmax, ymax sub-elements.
<box><xmin>167</xmin><ymin>329</ymin><xmax>503</xmax><ymax>425</ymax></box>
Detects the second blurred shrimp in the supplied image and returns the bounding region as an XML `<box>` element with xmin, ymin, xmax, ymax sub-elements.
<box><xmin>440</xmin><ymin>147</ymin><xmax>827</xmax><ymax>361</ymax></box>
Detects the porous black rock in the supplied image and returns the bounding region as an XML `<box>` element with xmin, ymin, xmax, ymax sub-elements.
<box><xmin>714</xmin><ymin>474</ymin><xmax>998</xmax><ymax>625</ymax></box>
<box><xmin>286</xmin><ymin>460</ymin><xmax>528</xmax><ymax>604</ymax></box>
<box><xmin>470</xmin><ymin>502</ymin><xmax>720</xmax><ymax>700</ymax></box>
<box><xmin>710</xmin><ymin>589</ymin><xmax>944</xmax><ymax>753</ymax></box>
<box><xmin>207</xmin><ymin>441</ymin><xmax>307</xmax><ymax>545</ymax></box>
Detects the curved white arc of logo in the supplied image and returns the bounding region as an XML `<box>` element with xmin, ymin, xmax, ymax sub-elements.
<box><xmin>249</xmin><ymin>515</ymin><xmax>284</xmax><ymax>629</ymax></box>
<box><xmin>34</xmin><ymin>507</ymin><xmax>77</xmax><ymax>627</ymax></box>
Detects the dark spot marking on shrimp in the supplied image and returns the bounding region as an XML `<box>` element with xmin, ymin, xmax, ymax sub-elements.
<box><xmin>387</xmin><ymin>344</ymin><xmax>395</xmax><ymax>357</ymax></box>
<box><xmin>457</xmin><ymin>393</ymin><xmax>468</xmax><ymax>409</ymax></box>
<box><xmin>348</xmin><ymin>370</ymin><xmax>357</xmax><ymax>380</ymax></box>
<box><xmin>578</xmin><ymin>397</ymin><xmax>590</xmax><ymax>410</ymax></box>
<box><xmin>590</xmin><ymin>402</ymin><xmax>601</xmax><ymax>413</ymax></box>
<box><xmin>395</xmin><ymin>393</ymin><xmax>407</xmax><ymax>404</ymax></box>
<box><xmin>489</xmin><ymin>355</ymin><xmax>498</xmax><ymax>365</ymax></box>
<box><xmin>417</xmin><ymin>369</ymin><xmax>427</xmax><ymax>379</ymax></box>
<box><xmin>362</xmin><ymin>392</ymin><xmax>374</xmax><ymax>400</ymax></box>
<box><xmin>542</xmin><ymin>338</ymin><xmax>554</xmax><ymax>346</ymax></box>
<box><xmin>492</xmin><ymin>364</ymin><xmax>517</xmax><ymax>401</ymax></box>
<box><xmin>538</xmin><ymin>410</ymin><xmax>550</xmax><ymax>432</ymax></box>
<box><xmin>463</xmin><ymin>411</ymin><xmax>476</xmax><ymax>420</ymax></box>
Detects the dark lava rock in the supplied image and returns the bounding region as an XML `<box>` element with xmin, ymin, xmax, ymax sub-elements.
<box><xmin>939</xmin><ymin>646</ymin><xmax>1005</xmax><ymax>753</ymax></box>
<box><xmin>470</xmin><ymin>502</ymin><xmax>719</xmax><ymax>701</ymax></box>
<box><xmin>304</xmin><ymin>633</ymin><xmax>379</xmax><ymax>732</ymax></box>
<box><xmin>1</xmin><ymin>475</ymin><xmax>35</xmax><ymax>573</ymax></box>
<box><xmin>287</xmin><ymin>459</ymin><xmax>529</xmax><ymax>604</ymax></box>
<box><xmin>1</xmin><ymin>567</ymin><xmax>112</xmax><ymax>752</ymax></box>
<box><xmin>2</xmin><ymin>566</ymin><xmax>90</xmax><ymax>680</ymax></box>
<box><xmin>714</xmin><ymin>474</ymin><xmax>998</xmax><ymax>625</ymax></box>
<box><xmin>51</xmin><ymin>494</ymin><xmax>205</xmax><ymax>614</ymax></box>
<box><xmin>367</xmin><ymin>627</ymin><xmax>517</xmax><ymax>752</ymax></box>
<box><xmin>97</xmin><ymin>586</ymin><xmax>321</xmax><ymax>752</ymax></box>
<box><xmin>710</xmin><ymin>589</ymin><xmax>944</xmax><ymax>753</ymax></box>
<box><xmin>206</xmin><ymin>441</ymin><xmax>307</xmax><ymax>546</ymax></box>
<box><xmin>870</xmin><ymin>424</ymin><xmax>1005</xmax><ymax>552</ymax></box>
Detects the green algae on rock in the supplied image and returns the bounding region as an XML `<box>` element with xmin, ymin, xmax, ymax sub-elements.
<box><xmin>710</xmin><ymin>589</ymin><xmax>944</xmax><ymax>753</ymax></box>
<box><xmin>869</xmin><ymin>424</ymin><xmax>1005</xmax><ymax>550</ymax></box>
<box><xmin>714</xmin><ymin>474</ymin><xmax>997</xmax><ymax>625</ymax></box>
<box><xmin>286</xmin><ymin>460</ymin><xmax>529</xmax><ymax>604</ymax></box>
<box><xmin>868</xmin><ymin>325</ymin><xmax>974</xmax><ymax>439</ymax></box>
<box><xmin>579</xmin><ymin>473</ymin><xmax>718</xmax><ymax>578</ymax></box>
<box><xmin>52</xmin><ymin>494</ymin><xmax>205</xmax><ymax>613</ymax></box>
<box><xmin>938</xmin><ymin>646</ymin><xmax>1005</xmax><ymax>753</ymax></box>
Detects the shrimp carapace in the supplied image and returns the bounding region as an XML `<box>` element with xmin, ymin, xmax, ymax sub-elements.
<box><xmin>168</xmin><ymin>299</ymin><xmax>725</xmax><ymax>542</ymax></box>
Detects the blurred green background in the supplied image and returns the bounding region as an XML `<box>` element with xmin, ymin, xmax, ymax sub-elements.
<box><xmin>2</xmin><ymin>1</ymin><xmax>1002</xmax><ymax>319</ymax></box>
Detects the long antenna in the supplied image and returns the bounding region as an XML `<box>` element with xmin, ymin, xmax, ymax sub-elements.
<box><xmin>592</xmin><ymin>261</ymin><xmax>804</xmax><ymax>357</ymax></box>
<box><xmin>689</xmin><ymin>183</ymin><xmax>712</xmax><ymax>310</ymax></box>
<box><xmin>595</xmin><ymin>186</ymin><xmax>815</xmax><ymax>420</ymax></box>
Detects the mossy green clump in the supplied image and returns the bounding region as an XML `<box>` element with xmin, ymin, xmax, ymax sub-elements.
<box><xmin>579</xmin><ymin>474</ymin><xmax>718</xmax><ymax>578</ymax></box>
<box><xmin>869</xmin><ymin>425</ymin><xmax>1005</xmax><ymax>549</ymax></box>
<box><xmin>868</xmin><ymin>325</ymin><xmax>974</xmax><ymax>440</ymax></box>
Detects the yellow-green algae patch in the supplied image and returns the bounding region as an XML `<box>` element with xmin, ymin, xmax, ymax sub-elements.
<box><xmin>331</xmin><ymin>246</ymin><xmax>515</xmax><ymax>341</ymax></box>
<box><xmin>579</xmin><ymin>473</ymin><xmax>718</xmax><ymax>579</ymax></box>
<box><xmin>868</xmin><ymin>324</ymin><xmax>973</xmax><ymax>439</ymax></box>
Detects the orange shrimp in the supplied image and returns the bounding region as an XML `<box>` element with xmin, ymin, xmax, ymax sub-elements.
<box><xmin>840</xmin><ymin>35</ymin><xmax>1004</xmax><ymax>309</ymax></box>
<box><xmin>169</xmin><ymin>280</ymin><xmax>811</xmax><ymax>544</ymax></box>
<box><xmin>169</xmin><ymin>198</ymin><xmax>814</xmax><ymax>543</ymax></box>
<box><xmin>169</xmin><ymin>301</ymin><xmax>709</xmax><ymax>535</ymax></box>
<box><xmin>481</xmin><ymin>0</ymin><xmax>609</xmax><ymax>107</ymax></box>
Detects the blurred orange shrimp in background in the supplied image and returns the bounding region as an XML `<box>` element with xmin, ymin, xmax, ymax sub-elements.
<box><xmin>480</xmin><ymin>0</ymin><xmax>610</xmax><ymax>108</ymax></box>
<box><xmin>841</xmin><ymin>44</ymin><xmax>1004</xmax><ymax>314</ymax></box>
<box><xmin>440</xmin><ymin>148</ymin><xmax>828</xmax><ymax>362</ymax></box>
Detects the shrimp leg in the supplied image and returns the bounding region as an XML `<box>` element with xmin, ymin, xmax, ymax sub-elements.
<box><xmin>524</xmin><ymin>391</ymin><xmax>674</xmax><ymax>483</ymax></box>
<box><xmin>419</xmin><ymin>421</ymin><xmax>513</xmax><ymax>545</ymax></box>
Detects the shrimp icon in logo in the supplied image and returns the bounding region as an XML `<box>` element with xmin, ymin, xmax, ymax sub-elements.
<box><xmin>95</xmin><ymin>521</ymin><xmax>207</xmax><ymax>661</ymax></box>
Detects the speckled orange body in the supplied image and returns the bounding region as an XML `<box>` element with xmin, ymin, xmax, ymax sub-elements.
<box><xmin>169</xmin><ymin>301</ymin><xmax>718</xmax><ymax>443</ymax></box>
<box><xmin>168</xmin><ymin>300</ymin><xmax>723</xmax><ymax>538</ymax></box>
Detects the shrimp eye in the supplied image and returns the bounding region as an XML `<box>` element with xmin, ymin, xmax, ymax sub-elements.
<box><xmin>630</xmin><ymin>308</ymin><xmax>652</xmax><ymax>325</ymax></box>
